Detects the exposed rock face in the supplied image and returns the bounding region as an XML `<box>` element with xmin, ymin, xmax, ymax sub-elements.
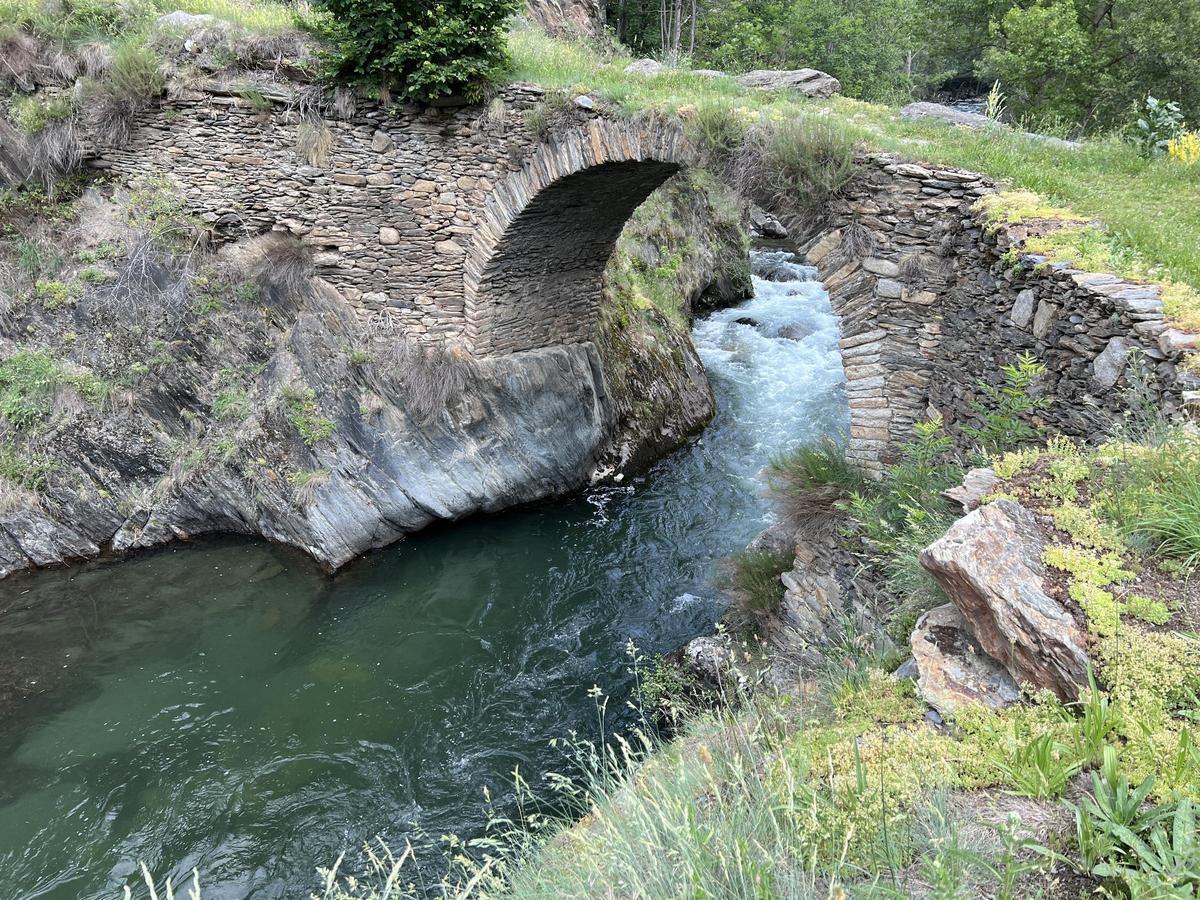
<box><xmin>919</xmin><ymin>500</ymin><xmax>1090</xmax><ymax>700</ymax></box>
<box><xmin>736</xmin><ymin>69</ymin><xmax>841</xmax><ymax>97</ymax></box>
<box><xmin>943</xmin><ymin>467</ymin><xmax>1000</xmax><ymax>513</ymax></box>
<box><xmin>525</xmin><ymin>0</ymin><xmax>605</xmax><ymax>38</ymax></box>
<box><xmin>0</xmin><ymin>171</ymin><xmax>749</xmax><ymax>580</ymax></box>
<box><xmin>911</xmin><ymin>603</ymin><xmax>1020</xmax><ymax>716</ymax></box>
<box><xmin>768</xmin><ymin>515</ymin><xmax>888</xmax><ymax>678</ymax></box>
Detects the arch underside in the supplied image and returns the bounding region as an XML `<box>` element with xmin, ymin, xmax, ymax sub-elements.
<box><xmin>466</xmin><ymin>160</ymin><xmax>681</xmax><ymax>355</ymax></box>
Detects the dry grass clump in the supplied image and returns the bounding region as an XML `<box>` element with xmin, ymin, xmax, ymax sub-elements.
<box><xmin>227</xmin><ymin>231</ymin><xmax>313</xmax><ymax>298</ymax></box>
<box><xmin>369</xmin><ymin>334</ymin><xmax>478</xmax><ymax>425</ymax></box>
<box><xmin>736</xmin><ymin>115</ymin><xmax>858</xmax><ymax>224</ymax></box>
<box><xmin>295</xmin><ymin>120</ymin><xmax>333</xmax><ymax>166</ymax></box>
<box><xmin>0</xmin><ymin>24</ymin><xmax>39</xmax><ymax>89</ymax></box>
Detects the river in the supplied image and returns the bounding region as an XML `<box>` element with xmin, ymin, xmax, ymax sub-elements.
<box><xmin>0</xmin><ymin>249</ymin><xmax>847</xmax><ymax>898</ymax></box>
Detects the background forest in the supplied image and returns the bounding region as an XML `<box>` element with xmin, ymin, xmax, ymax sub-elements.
<box><xmin>609</xmin><ymin>0</ymin><xmax>1200</xmax><ymax>133</ymax></box>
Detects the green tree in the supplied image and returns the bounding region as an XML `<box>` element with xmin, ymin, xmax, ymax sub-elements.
<box><xmin>315</xmin><ymin>0</ymin><xmax>519</xmax><ymax>101</ymax></box>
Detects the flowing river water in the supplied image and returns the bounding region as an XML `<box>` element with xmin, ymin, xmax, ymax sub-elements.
<box><xmin>0</xmin><ymin>249</ymin><xmax>848</xmax><ymax>898</ymax></box>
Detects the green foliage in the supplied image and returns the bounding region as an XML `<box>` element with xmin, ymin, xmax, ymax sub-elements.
<box><xmin>213</xmin><ymin>387</ymin><xmax>250</xmax><ymax>421</ymax></box>
<box><xmin>34</xmin><ymin>278</ymin><xmax>75</xmax><ymax>309</ymax></box>
<box><xmin>313</xmin><ymin>0</ymin><xmax>519</xmax><ymax>101</ymax></box>
<box><xmin>961</xmin><ymin>351</ymin><xmax>1049</xmax><ymax>453</ymax></box>
<box><xmin>9</xmin><ymin>94</ymin><xmax>76</xmax><ymax>134</ymax></box>
<box><xmin>1066</xmin><ymin>746</ymin><xmax>1200</xmax><ymax>895</ymax></box>
<box><xmin>106</xmin><ymin>39</ymin><xmax>166</xmax><ymax>102</ymax></box>
<box><xmin>283</xmin><ymin>385</ymin><xmax>334</xmax><ymax>446</ymax></box>
<box><xmin>0</xmin><ymin>351</ymin><xmax>62</xmax><ymax>428</ymax></box>
<box><xmin>726</xmin><ymin>546</ymin><xmax>791</xmax><ymax>612</ymax></box>
<box><xmin>685</xmin><ymin>101</ymin><xmax>750</xmax><ymax>169</ymax></box>
<box><xmin>1135</xmin><ymin>96</ymin><xmax>1187</xmax><ymax>158</ymax></box>
<box><xmin>1100</xmin><ymin>428</ymin><xmax>1200</xmax><ymax>568</ymax></box>
<box><xmin>988</xmin><ymin>732</ymin><xmax>1085</xmax><ymax>799</ymax></box>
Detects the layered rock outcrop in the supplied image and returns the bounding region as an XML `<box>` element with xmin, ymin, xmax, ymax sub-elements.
<box><xmin>919</xmin><ymin>500</ymin><xmax>1090</xmax><ymax>701</ymax></box>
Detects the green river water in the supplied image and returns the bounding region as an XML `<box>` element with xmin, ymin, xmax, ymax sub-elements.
<box><xmin>0</xmin><ymin>250</ymin><xmax>847</xmax><ymax>898</ymax></box>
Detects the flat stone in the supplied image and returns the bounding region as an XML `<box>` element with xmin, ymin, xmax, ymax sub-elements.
<box><xmin>942</xmin><ymin>467</ymin><xmax>1000</xmax><ymax>513</ymax></box>
<box><xmin>736</xmin><ymin>68</ymin><xmax>840</xmax><ymax>97</ymax></box>
<box><xmin>574</xmin><ymin>95</ymin><xmax>594</xmax><ymax>110</ymax></box>
<box><xmin>912</xmin><ymin>603</ymin><xmax>1020</xmax><ymax>717</ymax></box>
<box><xmin>333</xmin><ymin>174</ymin><xmax>367</xmax><ymax>187</ymax></box>
<box><xmin>366</xmin><ymin>173</ymin><xmax>394</xmax><ymax>186</ymax></box>
<box><xmin>1093</xmin><ymin>336</ymin><xmax>1129</xmax><ymax>388</ymax></box>
<box><xmin>876</xmin><ymin>278</ymin><xmax>903</xmax><ymax>299</ymax></box>
<box><xmin>434</xmin><ymin>239</ymin><xmax>464</xmax><ymax>256</ymax></box>
<box><xmin>1032</xmin><ymin>299</ymin><xmax>1057</xmax><ymax>339</ymax></box>
<box><xmin>371</xmin><ymin>130</ymin><xmax>395</xmax><ymax>153</ymax></box>
<box><xmin>1159</xmin><ymin>329</ymin><xmax>1198</xmax><ymax>356</ymax></box>
<box><xmin>920</xmin><ymin>500</ymin><xmax>1090</xmax><ymax>701</ymax></box>
<box><xmin>1010</xmin><ymin>289</ymin><xmax>1036</xmax><ymax>328</ymax></box>
<box><xmin>863</xmin><ymin>257</ymin><xmax>899</xmax><ymax>277</ymax></box>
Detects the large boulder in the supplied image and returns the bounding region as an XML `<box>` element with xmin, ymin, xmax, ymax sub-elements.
<box><xmin>911</xmin><ymin>603</ymin><xmax>1020</xmax><ymax>716</ymax></box>
<box><xmin>920</xmin><ymin>500</ymin><xmax>1090</xmax><ymax>701</ymax></box>
<box><xmin>900</xmin><ymin>101</ymin><xmax>1080</xmax><ymax>150</ymax></box>
<box><xmin>736</xmin><ymin>69</ymin><xmax>840</xmax><ymax>97</ymax></box>
<box><xmin>625</xmin><ymin>58</ymin><xmax>665</xmax><ymax>76</ymax></box>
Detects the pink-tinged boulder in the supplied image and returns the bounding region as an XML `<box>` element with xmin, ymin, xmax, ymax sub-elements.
<box><xmin>911</xmin><ymin>603</ymin><xmax>1020</xmax><ymax>716</ymax></box>
<box><xmin>919</xmin><ymin>500</ymin><xmax>1089</xmax><ymax>701</ymax></box>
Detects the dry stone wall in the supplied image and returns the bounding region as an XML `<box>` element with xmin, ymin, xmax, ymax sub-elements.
<box><xmin>799</xmin><ymin>153</ymin><xmax>1198</xmax><ymax>473</ymax></box>
<box><xmin>90</xmin><ymin>82</ymin><xmax>691</xmax><ymax>354</ymax></box>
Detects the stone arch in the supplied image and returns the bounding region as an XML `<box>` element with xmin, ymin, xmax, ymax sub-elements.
<box><xmin>464</xmin><ymin>118</ymin><xmax>695</xmax><ymax>355</ymax></box>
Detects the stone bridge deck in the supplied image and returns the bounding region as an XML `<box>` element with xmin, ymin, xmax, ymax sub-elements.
<box><xmin>92</xmin><ymin>83</ymin><xmax>693</xmax><ymax>355</ymax></box>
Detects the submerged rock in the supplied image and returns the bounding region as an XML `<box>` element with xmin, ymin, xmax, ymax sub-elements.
<box><xmin>920</xmin><ymin>500</ymin><xmax>1090</xmax><ymax>701</ymax></box>
<box><xmin>911</xmin><ymin>603</ymin><xmax>1020</xmax><ymax>716</ymax></box>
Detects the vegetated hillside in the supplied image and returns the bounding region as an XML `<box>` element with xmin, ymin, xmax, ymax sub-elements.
<box><xmin>2</xmin><ymin>1</ymin><xmax>1199</xmax><ymax>896</ymax></box>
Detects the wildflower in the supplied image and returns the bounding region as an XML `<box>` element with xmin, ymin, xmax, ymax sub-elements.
<box><xmin>1168</xmin><ymin>131</ymin><xmax>1200</xmax><ymax>165</ymax></box>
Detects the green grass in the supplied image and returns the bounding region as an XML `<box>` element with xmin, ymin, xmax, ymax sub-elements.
<box><xmin>725</xmin><ymin>546</ymin><xmax>792</xmax><ymax>612</ymax></box>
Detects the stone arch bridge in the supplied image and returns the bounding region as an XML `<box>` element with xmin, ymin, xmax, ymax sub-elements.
<box><xmin>93</xmin><ymin>83</ymin><xmax>694</xmax><ymax>356</ymax></box>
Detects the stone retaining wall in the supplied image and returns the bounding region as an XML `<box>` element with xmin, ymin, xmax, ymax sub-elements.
<box><xmin>799</xmin><ymin>153</ymin><xmax>1198</xmax><ymax>473</ymax></box>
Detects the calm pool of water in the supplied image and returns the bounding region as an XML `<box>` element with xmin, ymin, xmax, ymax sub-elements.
<box><xmin>0</xmin><ymin>250</ymin><xmax>847</xmax><ymax>898</ymax></box>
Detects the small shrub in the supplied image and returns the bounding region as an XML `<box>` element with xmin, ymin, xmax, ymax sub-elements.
<box><xmin>282</xmin><ymin>385</ymin><xmax>334</xmax><ymax>446</ymax></box>
<box><xmin>0</xmin><ymin>350</ymin><xmax>60</xmax><ymax>428</ymax></box>
<box><xmin>962</xmin><ymin>351</ymin><xmax>1050</xmax><ymax>453</ymax></box>
<box><xmin>766</xmin><ymin>438</ymin><xmax>867</xmax><ymax>523</ymax></box>
<box><xmin>739</xmin><ymin>114</ymin><xmax>857</xmax><ymax>220</ymax></box>
<box><xmin>686</xmin><ymin>101</ymin><xmax>750</xmax><ymax>170</ymax></box>
<box><xmin>106</xmin><ymin>40</ymin><xmax>165</xmax><ymax>104</ymax></box>
<box><xmin>34</xmin><ymin>278</ymin><xmax>74</xmax><ymax>309</ymax></box>
<box><xmin>230</xmin><ymin>232</ymin><xmax>313</xmax><ymax>298</ymax></box>
<box><xmin>523</xmin><ymin>90</ymin><xmax>572</xmax><ymax>140</ymax></box>
<box><xmin>726</xmin><ymin>546</ymin><xmax>792</xmax><ymax>612</ymax></box>
<box><xmin>313</xmin><ymin>0</ymin><xmax>518</xmax><ymax>101</ymax></box>
<box><xmin>9</xmin><ymin>93</ymin><xmax>76</xmax><ymax>134</ymax></box>
<box><xmin>213</xmin><ymin>387</ymin><xmax>250</xmax><ymax>421</ymax></box>
<box><xmin>1134</xmin><ymin>96</ymin><xmax>1186</xmax><ymax>158</ymax></box>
